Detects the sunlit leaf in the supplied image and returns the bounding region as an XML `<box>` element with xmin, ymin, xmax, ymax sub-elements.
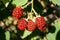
<box><xmin>12</xmin><ymin>0</ymin><xmax>28</xmax><ymax>6</ymax></box>
<box><xmin>47</xmin><ymin>20</ymin><xmax>60</xmax><ymax>40</ymax></box>
<box><xmin>5</xmin><ymin>31</ymin><xmax>10</xmax><ymax>40</ymax></box>
<box><xmin>31</xmin><ymin>36</ymin><xmax>40</xmax><ymax>40</ymax></box>
<box><xmin>21</xmin><ymin>29</ymin><xmax>32</xmax><ymax>39</ymax></box>
<box><xmin>50</xmin><ymin>0</ymin><xmax>60</xmax><ymax>6</ymax></box>
<box><xmin>1</xmin><ymin>0</ymin><xmax>11</xmax><ymax>7</ymax></box>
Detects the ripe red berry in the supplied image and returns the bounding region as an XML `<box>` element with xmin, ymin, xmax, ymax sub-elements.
<box><xmin>27</xmin><ymin>20</ymin><xmax>36</xmax><ymax>31</ymax></box>
<box><xmin>18</xmin><ymin>18</ymin><xmax>27</xmax><ymax>30</ymax></box>
<box><xmin>12</xmin><ymin>7</ymin><xmax>23</xmax><ymax>19</ymax></box>
<box><xmin>35</xmin><ymin>16</ymin><xmax>46</xmax><ymax>31</ymax></box>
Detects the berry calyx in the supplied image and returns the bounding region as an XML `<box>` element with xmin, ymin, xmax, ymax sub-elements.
<box><xmin>35</xmin><ymin>16</ymin><xmax>46</xmax><ymax>31</ymax></box>
<box><xmin>27</xmin><ymin>19</ymin><xmax>36</xmax><ymax>31</ymax></box>
<box><xmin>12</xmin><ymin>7</ymin><xmax>23</xmax><ymax>19</ymax></box>
<box><xmin>18</xmin><ymin>18</ymin><xmax>27</xmax><ymax>30</ymax></box>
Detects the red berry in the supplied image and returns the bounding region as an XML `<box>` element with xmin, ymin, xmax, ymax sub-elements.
<box><xmin>18</xmin><ymin>18</ymin><xmax>27</xmax><ymax>30</ymax></box>
<box><xmin>12</xmin><ymin>7</ymin><xmax>23</xmax><ymax>19</ymax></box>
<box><xmin>35</xmin><ymin>16</ymin><xmax>46</xmax><ymax>31</ymax></box>
<box><xmin>27</xmin><ymin>20</ymin><xmax>36</xmax><ymax>31</ymax></box>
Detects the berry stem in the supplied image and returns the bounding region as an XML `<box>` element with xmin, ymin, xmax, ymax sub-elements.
<box><xmin>27</xmin><ymin>0</ymin><xmax>34</xmax><ymax>19</ymax></box>
<box><xmin>32</xmin><ymin>8</ymin><xmax>38</xmax><ymax>16</ymax></box>
<box><xmin>31</xmin><ymin>0</ymin><xmax>39</xmax><ymax>16</ymax></box>
<box><xmin>22</xmin><ymin>1</ymin><xmax>32</xmax><ymax>9</ymax></box>
<box><xmin>31</xmin><ymin>0</ymin><xmax>41</xmax><ymax>17</ymax></box>
<box><xmin>31</xmin><ymin>0</ymin><xmax>34</xmax><ymax>12</ymax></box>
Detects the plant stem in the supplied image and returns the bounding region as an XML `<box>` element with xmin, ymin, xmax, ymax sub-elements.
<box><xmin>31</xmin><ymin>0</ymin><xmax>38</xmax><ymax>16</ymax></box>
<box><xmin>22</xmin><ymin>1</ymin><xmax>32</xmax><ymax>9</ymax></box>
<box><xmin>31</xmin><ymin>0</ymin><xmax>41</xmax><ymax>17</ymax></box>
<box><xmin>31</xmin><ymin>0</ymin><xmax>34</xmax><ymax>12</ymax></box>
<box><xmin>32</xmin><ymin>8</ymin><xmax>38</xmax><ymax>16</ymax></box>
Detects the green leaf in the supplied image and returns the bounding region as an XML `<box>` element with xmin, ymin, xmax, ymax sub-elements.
<box><xmin>31</xmin><ymin>36</ymin><xmax>40</xmax><ymax>40</ymax></box>
<box><xmin>12</xmin><ymin>0</ymin><xmax>28</xmax><ymax>6</ymax></box>
<box><xmin>47</xmin><ymin>20</ymin><xmax>60</xmax><ymax>40</ymax></box>
<box><xmin>5</xmin><ymin>31</ymin><xmax>10</xmax><ymax>40</ymax></box>
<box><xmin>50</xmin><ymin>0</ymin><xmax>60</xmax><ymax>6</ymax></box>
<box><xmin>21</xmin><ymin>29</ymin><xmax>32</xmax><ymax>39</ymax></box>
<box><xmin>1</xmin><ymin>0</ymin><xmax>11</xmax><ymax>7</ymax></box>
